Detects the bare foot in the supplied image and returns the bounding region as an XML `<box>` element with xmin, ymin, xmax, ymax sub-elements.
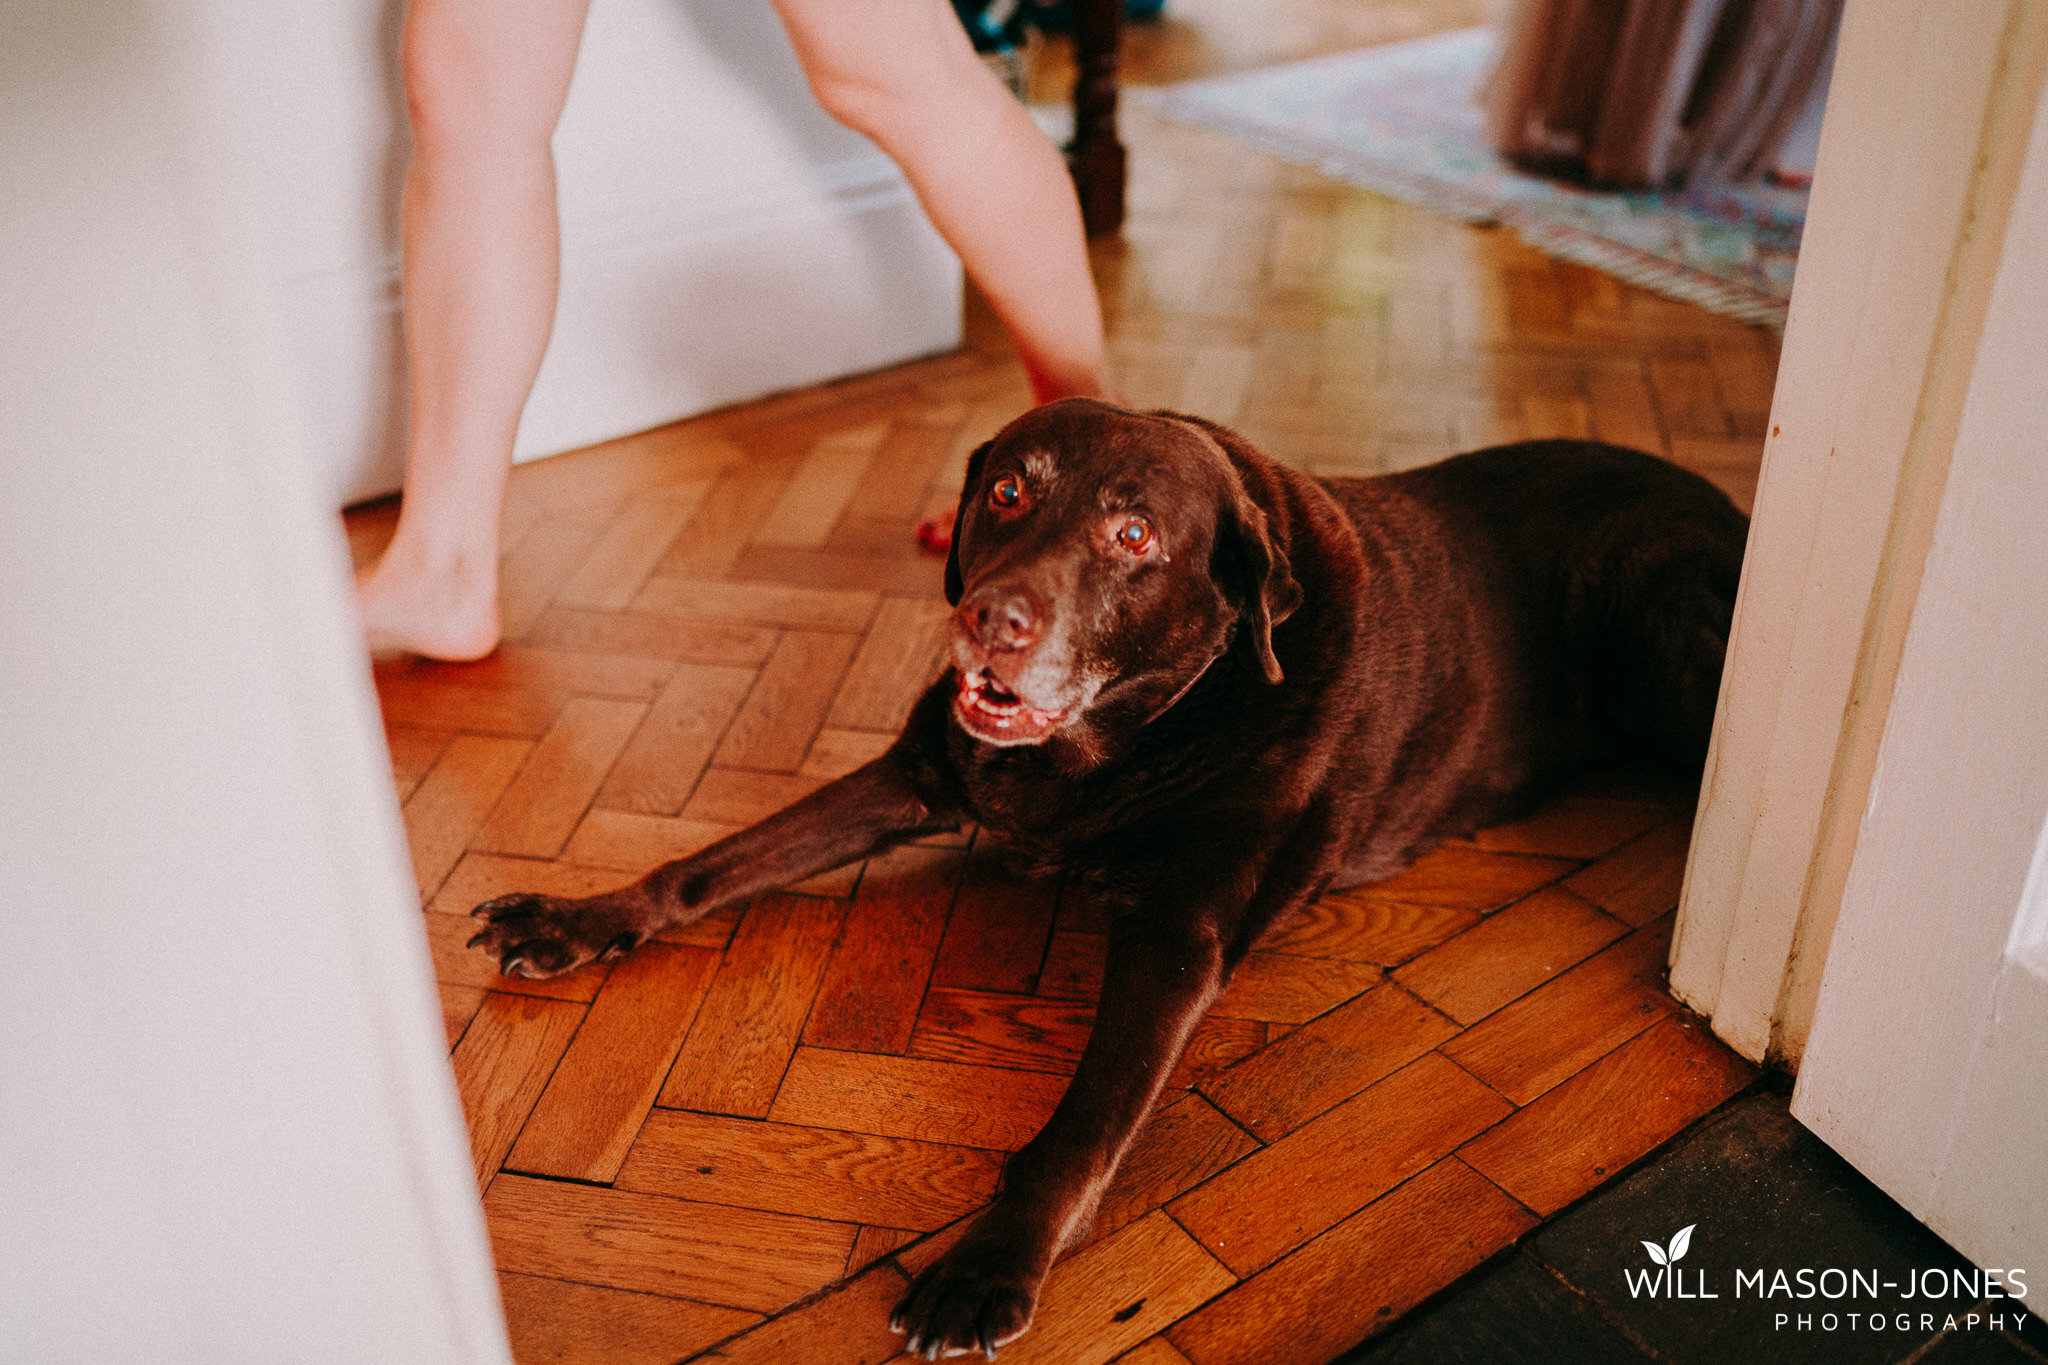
<box><xmin>355</xmin><ymin>548</ymin><xmax>501</xmax><ymax>661</ymax></box>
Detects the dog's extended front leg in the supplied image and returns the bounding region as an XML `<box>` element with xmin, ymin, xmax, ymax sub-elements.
<box><xmin>468</xmin><ymin>755</ymin><xmax>950</xmax><ymax>979</ymax></box>
<box><xmin>891</xmin><ymin>912</ymin><xmax>1228</xmax><ymax>1359</ymax></box>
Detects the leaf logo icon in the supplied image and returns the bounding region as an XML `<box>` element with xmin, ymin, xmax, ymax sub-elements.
<box><xmin>1641</xmin><ymin>1224</ymin><xmax>1695</xmax><ymax>1266</ymax></box>
<box><xmin>1668</xmin><ymin>1224</ymin><xmax>1694</xmax><ymax>1262</ymax></box>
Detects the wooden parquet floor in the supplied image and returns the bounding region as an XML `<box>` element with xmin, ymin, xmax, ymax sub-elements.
<box><xmin>347</xmin><ymin>9</ymin><xmax>1778</xmax><ymax>1361</ymax></box>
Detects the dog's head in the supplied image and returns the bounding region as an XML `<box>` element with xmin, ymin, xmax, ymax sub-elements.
<box><xmin>943</xmin><ymin>399</ymin><xmax>1302</xmax><ymax>750</ymax></box>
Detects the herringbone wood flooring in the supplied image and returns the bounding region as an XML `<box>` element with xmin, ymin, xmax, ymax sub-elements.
<box><xmin>348</xmin><ymin>7</ymin><xmax>1776</xmax><ymax>1360</ymax></box>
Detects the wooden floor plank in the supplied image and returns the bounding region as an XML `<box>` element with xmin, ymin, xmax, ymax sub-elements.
<box><xmin>403</xmin><ymin>734</ymin><xmax>536</xmax><ymax>898</ymax></box>
<box><xmin>555</xmin><ymin>480</ymin><xmax>714</xmax><ymax>612</ymax></box>
<box><xmin>558</xmin><ymin>809</ymin><xmax>737</xmax><ymax>872</ymax></box>
<box><xmin>1119</xmin><ymin>1338</ymin><xmax>1198</xmax><ymax>1365</ymax></box>
<box><xmin>616</xmin><ymin>1108</ymin><xmax>1002</xmax><ymax>1231</ymax></box>
<box><xmin>658</xmin><ymin>893</ymin><xmax>847</xmax><ymax>1118</ymax></box>
<box><xmin>928</xmin><ymin>845</ymin><xmax>1061</xmax><ymax>994</ymax></box>
<box><xmin>767</xmin><ymin>1049</ymin><xmax>1067</xmax><ymax>1151</ymax></box>
<box><xmin>805</xmin><ymin>845</ymin><xmax>964</xmax><ymax>1053</ymax></box>
<box><xmin>1588</xmin><ymin>366</ymin><xmax>1668</xmax><ymax>456</ymax></box>
<box><xmin>525</xmin><ymin>607</ymin><xmax>777</xmax><ymax>668</ymax></box>
<box><xmin>654</xmin><ymin>902</ymin><xmax>748</xmax><ymax>952</ymax></box>
<box><xmin>502</xmin><ymin>424</ymin><xmax>739</xmax><ymax>517</ymax></box>
<box><xmin>1035</xmin><ymin>930</ymin><xmax>1108</xmax><ymax>1000</ymax></box>
<box><xmin>439</xmin><ymin>983</ymin><xmax>487</xmax><ymax>1049</ymax></box>
<box><xmin>825</xmin><ymin>597</ymin><xmax>954</xmax><ymax>733</ymax></box>
<box><xmin>842</xmin><ymin>414</ymin><xmax>966</xmax><ymax>525</ymax></box>
<box><xmin>1461</xmin><ymin>795</ymin><xmax>1669</xmax><ymax>859</ymax></box>
<box><xmin>484</xmin><ymin>1175</ymin><xmax>855</xmax><ymax>1314</ymax></box>
<box><xmin>631</xmin><ymin>578</ymin><xmax>879</xmax><ymax>634</ymax></box>
<box><xmin>497</xmin><ymin>506</ymin><xmax>622</xmax><ymax>645</ymax></box>
<box><xmin>592</xmin><ymin>662</ymin><xmax>757</xmax><ymax>817</ymax></box>
<box><xmin>1562</xmin><ymin>820</ymin><xmax>1693</xmax><ymax>926</ymax></box>
<box><xmin>412</xmin><ymin>642</ymin><xmax>673</xmax><ymax>702</ymax></box>
<box><xmin>849</xmin><ymin>1225</ymin><xmax>922</xmax><ymax>1273</ymax></box>
<box><xmin>679</xmin><ymin>1262</ymin><xmax>909</xmax><ymax>1365</ymax></box>
<box><xmin>1167</xmin><ymin>1052</ymin><xmax>1512</xmax><ymax>1275</ymax></box>
<box><xmin>1391</xmin><ymin>886</ymin><xmax>1628</xmax><ymax>1026</ymax></box>
<box><xmin>650</xmin><ymin>452</ymin><xmax>802</xmax><ymax>584</ymax></box>
<box><xmin>713</xmin><ymin>630</ymin><xmax>862</xmax><ymax>773</ymax></box>
<box><xmin>800</xmin><ymin>727</ymin><xmax>897</xmax><ymax>779</ymax></box>
<box><xmin>1459</xmin><ymin>1012</ymin><xmax>1756</xmax><ymax>1214</ymax></box>
<box><xmin>1707</xmin><ymin>333</ymin><xmax>1779</xmax><ymax>439</ymax></box>
<box><xmin>1200</xmin><ymin>982</ymin><xmax>1458</xmax><ymax>1141</ymax></box>
<box><xmin>727</xmin><ymin>544</ymin><xmax>944</xmax><ymax>598</ymax></box>
<box><xmin>1211</xmin><ymin>950</ymin><xmax>1380</xmax><ymax>1023</ymax></box>
<box><xmin>679</xmin><ymin>766</ymin><xmax>827</xmax><ymax>826</ymax></box>
<box><xmin>750</xmin><ymin>424</ymin><xmax>887</xmax><ymax>549</ymax></box>
<box><xmin>1648</xmin><ymin>356</ymin><xmax>1732</xmax><ymax>440</ymax></box>
<box><xmin>1442</xmin><ymin>916</ymin><xmax>1679</xmax><ymax>1104</ymax></box>
<box><xmin>1351</xmin><ymin>845</ymin><xmax>1578</xmax><ymax>910</ymax></box>
<box><xmin>1089</xmin><ymin>1093</ymin><xmax>1261</xmax><ymax>1247</ymax></box>
<box><xmin>498</xmin><ymin>1273</ymin><xmax>758</xmax><ymax>1365</ymax></box>
<box><xmin>1166</xmin><ymin>1158</ymin><xmax>1535</xmax><ymax>1365</ymax></box>
<box><xmin>907</xmin><ymin>987</ymin><xmax>1091</xmax><ymax>1075</ymax></box>
<box><xmin>473</xmin><ymin>696</ymin><xmax>647</xmax><ymax>859</ymax></box>
<box><xmin>508</xmin><ymin>943</ymin><xmax>722</xmax><ymax>1182</ymax></box>
<box><xmin>1163</xmin><ymin>1015</ymin><xmax>1269</xmax><ymax>1091</ymax></box>
<box><xmin>450</xmin><ymin>993</ymin><xmax>587</xmax><ymax>1189</ymax></box>
<box><xmin>385</xmin><ymin>724</ymin><xmax>452</xmax><ymax>802</ymax></box>
<box><xmin>1256</xmin><ymin>892</ymin><xmax>1480</xmax><ymax>966</ymax></box>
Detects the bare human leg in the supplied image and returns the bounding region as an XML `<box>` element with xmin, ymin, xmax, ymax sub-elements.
<box><xmin>358</xmin><ymin>0</ymin><xmax>1117</xmax><ymax>659</ymax></box>
<box><xmin>772</xmin><ymin>0</ymin><xmax>1119</xmax><ymax>404</ymax></box>
<box><xmin>354</xmin><ymin>0</ymin><xmax>591</xmax><ymax>660</ymax></box>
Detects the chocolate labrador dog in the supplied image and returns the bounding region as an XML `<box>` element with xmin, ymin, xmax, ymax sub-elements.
<box><xmin>469</xmin><ymin>399</ymin><xmax>1747</xmax><ymax>1358</ymax></box>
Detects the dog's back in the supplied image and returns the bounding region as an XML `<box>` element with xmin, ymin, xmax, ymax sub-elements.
<box><xmin>1312</xmin><ymin>440</ymin><xmax>1747</xmax><ymax>882</ymax></box>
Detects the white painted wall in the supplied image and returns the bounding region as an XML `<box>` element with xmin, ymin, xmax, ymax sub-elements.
<box><xmin>1</xmin><ymin>4</ymin><xmax>508</xmax><ymax>1359</ymax></box>
<box><xmin>236</xmin><ymin>0</ymin><xmax>962</xmax><ymax>507</ymax></box>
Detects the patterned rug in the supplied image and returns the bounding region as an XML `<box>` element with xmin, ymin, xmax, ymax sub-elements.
<box><xmin>1134</xmin><ymin>28</ymin><xmax>1804</xmax><ymax>328</ymax></box>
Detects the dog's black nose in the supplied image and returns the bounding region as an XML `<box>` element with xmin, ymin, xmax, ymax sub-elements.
<box><xmin>961</xmin><ymin>585</ymin><xmax>1039</xmax><ymax>652</ymax></box>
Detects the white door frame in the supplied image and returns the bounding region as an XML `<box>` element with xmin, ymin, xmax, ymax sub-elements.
<box><xmin>1792</xmin><ymin>64</ymin><xmax>2048</xmax><ymax>1278</ymax></box>
<box><xmin>1669</xmin><ymin>0</ymin><xmax>2048</xmax><ymax>1068</ymax></box>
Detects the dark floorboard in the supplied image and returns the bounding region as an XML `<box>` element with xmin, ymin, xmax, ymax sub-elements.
<box><xmin>1343</xmin><ymin>1089</ymin><xmax>2044</xmax><ymax>1364</ymax></box>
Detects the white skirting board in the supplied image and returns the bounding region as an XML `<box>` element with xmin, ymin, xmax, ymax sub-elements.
<box><xmin>286</xmin><ymin>156</ymin><xmax>964</xmax><ymax>509</ymax></box>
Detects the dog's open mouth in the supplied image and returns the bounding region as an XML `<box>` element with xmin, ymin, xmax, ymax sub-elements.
<box><xmin>953</xmin><ymin>668</ymin><xmax>1066</xmax><ymax>746</ymax></box>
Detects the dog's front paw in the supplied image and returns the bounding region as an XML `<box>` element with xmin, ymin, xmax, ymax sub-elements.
<box><xmin>891</xmin><ymin>1242</ymin><xmax>1039</xmax><ymax>1360</ymax></box>
<box><xmin>467</xmin><ymin>893</ymin><xmax>642</xmax><ymax>979</ymax></box>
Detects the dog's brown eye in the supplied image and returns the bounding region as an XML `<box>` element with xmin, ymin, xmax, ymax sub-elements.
<box><xmin>990</xmin><ymin>476</ymin><xmax>1023</xmax><ymax>508</ymax></box>
<box><xmin>1116</xmin><ymin>516</ymin><xmax>1155</xmax><ymax>553</ymax></box>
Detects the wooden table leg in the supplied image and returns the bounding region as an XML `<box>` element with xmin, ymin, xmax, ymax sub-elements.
<box><xmin>1068</xmin><ymin>0</ymin><xmax>1127</xmax><ymax>236</ymax></box>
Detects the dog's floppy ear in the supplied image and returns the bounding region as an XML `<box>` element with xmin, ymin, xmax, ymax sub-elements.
<box><xmin>944</xmin><ymin>439</ymin><xmax>995</xmax><ymax>606</ymax></box>
<box><xmin>1220</xmin><ymin>485</ymin><xmax>1303</xmax><ymax>685</ymax></box>
<box><xmin>1174</xmin><ymin>410</ymin><xmax>1302</xmax><ymax>686</ymax></box>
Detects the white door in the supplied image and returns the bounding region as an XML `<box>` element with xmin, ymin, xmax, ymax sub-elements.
<box><xmin>1790</xmin><ymin>61</ymin><xmax>2048</xmax><ymax>1304</ymax></box>
<box><xmin>0</xmin><ymin>4</ymin><xmax>510</xmax><ymax>1359</ymax></box>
